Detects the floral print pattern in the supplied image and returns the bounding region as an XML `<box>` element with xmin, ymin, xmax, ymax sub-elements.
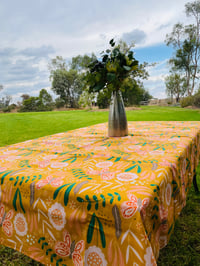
<box><xmin>0</xmin><ymin>121</ymin><xmax>199</xmax><ymax>265</ymax></box>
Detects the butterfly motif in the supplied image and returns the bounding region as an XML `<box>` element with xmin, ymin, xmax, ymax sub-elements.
<box><xmin>55</xmin><ymin>231</ymin><xmax>84</xmax><ymax>266</ymax></box>
<box><xmin>36</xmin><ymin>176</ymin><xmax>63</xmax><ymax>189</ymax></box>
<box><xmin>121</xmin><ymin>194</ymin><xmax>150</xmax><ymax>220</ymax></box>
<box><xmin>0</xmin><ymin>203</ymin><xmax>14</xmax><ymax>237</ymax></box>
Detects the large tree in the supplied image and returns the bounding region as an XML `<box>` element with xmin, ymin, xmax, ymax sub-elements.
<box><xmin>165</xmin><ymin>1</ymin><xmax>200</xmax><ymax>96</ymax></box>
<box><xmin>51</xmin><ymin>68</ymin><xmax>82</xmax><ymax>108</ymax></box>
<box><xmin>49</xmin><ymin>54</ymin><xmax>96</xmax><ymax>108</ymax></box>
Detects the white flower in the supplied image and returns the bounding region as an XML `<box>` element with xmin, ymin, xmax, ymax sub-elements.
<box><xmin>85</xmin><ymin>246</ymin><xmax>107</xmax><ymax>266</ymax></box>
<box><xmin>14</xmin><ymin>213</ymin><xmax>28</xmax><ymax>236</ymax></box>
<box><xmin>165</xmin><ymin>183</ymin><xmax>172</xmax><ymax>206</ymax></box>
<box><xmin>48</xmin><ymin>203</ymin><xmax>66</xmax><ymax>231</ymax></box>
<box><xmin>96</xmin><ymin>161</ymin><xmax>113</xmax><ymax>168</ymax></box>
<box><xmin>117</xmin><ymin>172</ymin><xmax>138</xmax><ymax>182</ymax></box>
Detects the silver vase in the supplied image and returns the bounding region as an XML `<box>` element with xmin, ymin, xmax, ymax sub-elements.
<box><xmin>108</xmin><ymin>90</ymin><xmax>128</xmax><ymax>137</ymax></box>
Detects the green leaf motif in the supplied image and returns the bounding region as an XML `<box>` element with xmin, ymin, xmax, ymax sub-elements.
<box><xmin>64</xmin><ymin>183</ymin><xmax>76</xmax><ymax>206</ymax></box>
<box><xmin>13</xmin><ymin>188</ymin><xmax>25</xmax><ymax>213</ymax></box>
<box><xmin>87</xmin><ymin>213</ymin><xmax>96</xmax><ymax>244</ymax></box>
<box><xmin>96</xmin><ymin>216</ymin><xmax>106</xmax><ymax>248</ymax></box>
<box><xmin>53</xmin><ymin>184</ymin><xmax>69</xmax><ymax>200</ymax></box>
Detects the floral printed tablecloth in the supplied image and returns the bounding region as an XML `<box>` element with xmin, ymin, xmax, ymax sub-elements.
<box><xmin>0</xmin><ymin>121</ymin><xmax>200</xmax><ymax>266</ymax></box>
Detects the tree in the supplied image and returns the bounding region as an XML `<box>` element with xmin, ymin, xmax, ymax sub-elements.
<box><xmin>165</xmin><ymin>1</ymin><xmax>200</xmax><ymax>96</ymax></box>
<box><xmin>0</xmin><ymin>95</ymin><xmax>12</xmax><ymax>109</ymax></box>
<box><xmin>121</xmin><ymin>78</ymin><xmax>152</xmax><ymax>106</ymax></box>
<box><xmin>51</xmin><ymin>69</ymin><xmax>82</xmax><ymax>108</ymax></box>
<box><xmin>78</xmin><ymin>88</ymin><xmax>95</xmax><ymax>109</ymax></box>
<box><xmin>48</xmin><ymin>56</ymin><xmax>67</xmax><ymax>80</ymax></box>
<box><xmin>70</xmin><ymin>54</ymin><xmax>97</xmax><ymax>72</ymax></box>
<box><xmin>165</xmin><ymin>73</ymin><xmax>186</xmax><ymax>102</ymax></box>
<box><xmin>49</xmin><ymin>55</ymin><xmax>96</xmax><ymax>108</ymax></box>
<box><xmin>39</xmin><ymin>89</ymin><xmax>53</xmax><ymax>110</ymax></box>
<box><xmin>21</xmin><ymin>94</ymin><xmax>30</xmax><ymax>101</ymax></box>
<box><xmin>0</xmin><ymin>85</ymin><xmax>3</xmax><ymax>92</ymax></box>
<box><xmin>19</xmin><ymin>89</ymin><xmax>53</xmax><ymax>112</ymax></box>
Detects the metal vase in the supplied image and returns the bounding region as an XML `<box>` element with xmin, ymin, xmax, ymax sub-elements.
<box><xmin>108</xmin><ymin>90</ymin><xmax>128</xmax><ymax>137</ymax></box>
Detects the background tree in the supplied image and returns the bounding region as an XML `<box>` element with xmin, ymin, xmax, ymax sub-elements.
<box><xmin>78</xmin><ymin>87</ymin><xmax>95</xmax><ymax>109</ymax></box>
<box><xmin>166</xmin><ymin>1</ymin><xmax>200</xmax><ymax>96</ymax></box>
<box><xmin>19</xmin><ymin>89</ymin><xmax>53</xmax><ymax>112</ymax></box>
<box><xmin>49</xmin><ymin>54</ymin><xmax>96</xmax><ymax>108</ymax></box>
<box><xmin>21</xmin><ymin>94</ymin><xmax>30</xmax><ymax>101</ymax></box>
<box><xmin>51</xmin><ymin>69</ymin><xmax>82</xmax><ymax>108</ymax></box>
<box><xmin>165</xmin><ymin>73</ymin><xmax>186</xmax><ymax>103</ymax></box>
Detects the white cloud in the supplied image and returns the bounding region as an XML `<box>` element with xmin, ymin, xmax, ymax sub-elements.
<box><xmin>0</xmin><ymin>0</ymin><xmax>193</xmax><ymax>101</ymax></box>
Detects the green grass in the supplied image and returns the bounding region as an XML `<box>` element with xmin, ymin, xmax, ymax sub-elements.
<box><xmin>0</xmin><ymin>106</ymin><xmax>200</xmax><ymax>265</ymax></box>
<box><xmin>1</xmin><ymin>106</ymin><xmax>200</xmax><ymax>147</ymax></box>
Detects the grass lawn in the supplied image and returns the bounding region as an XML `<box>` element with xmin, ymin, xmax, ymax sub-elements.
<box><xmin>0</xmin><ymin>106</ymin><xmax>200</xmax><ymax>265</ymax></box>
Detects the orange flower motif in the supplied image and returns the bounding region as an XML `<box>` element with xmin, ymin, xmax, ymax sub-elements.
<box><xmin>0</xmin><ymin>203</ymin><xmax>14</xmax><ymax>237</ymax></box>
<box><xmin>121</xmin><ymin>194</ymin><xmax>149</xmax><ymax>220</ymax></box>
<box><xmin>55</xmin><ymin>231</ymin><xmax>84</xmax><ymax>266</ymax></box>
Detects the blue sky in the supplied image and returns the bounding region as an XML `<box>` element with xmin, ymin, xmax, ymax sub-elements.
<box><xmin>0</xmin><ymin>0</ymin><xmax>191</xmax><ymax>102</ymax></box>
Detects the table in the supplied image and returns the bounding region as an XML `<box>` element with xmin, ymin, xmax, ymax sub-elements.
<box><xmin>0</xmin><ymin>121</ymin><xmax>200</xmax><ymax>266</ymax></box>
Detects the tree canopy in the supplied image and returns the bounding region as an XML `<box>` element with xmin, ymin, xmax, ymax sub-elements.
<box><xmin>165</xmin><ymin>1</ymin><xmax>200</xmax><ymax>96</ymax></box>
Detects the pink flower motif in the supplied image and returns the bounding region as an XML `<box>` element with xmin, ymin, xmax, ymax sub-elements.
<box><xmin>38</xmin><ymin>160</ymin><xmax>50</xmax><ymax>168</ymax></box>
<box><xmin>159</xmin><ymin>204</ymin><xmax>168</xmax><ymax>222</ymax></box>
<box><xmin>36</xmin><ymin>176</ymin><xmax>64</xmax><ymax>189</ymax></box>
<box><xmin>140</xmin><ymin>171</ymin><xmax>156</xmax><ymax>180</ymax></box>
<box><xmin>101</xmin><ymin>172</ymin><xmax>115</xmax><ymax>180</ymax></box>
<box><xmin>160</xmin><ymin>160</ymin><xmax>177</xmax><ymax>178</ymax></box>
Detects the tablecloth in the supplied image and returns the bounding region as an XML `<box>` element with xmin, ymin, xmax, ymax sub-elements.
<box><xmin>0</xmin><ymin>121</ymin><xmax>200</xmax><ymax>266</ymax></box>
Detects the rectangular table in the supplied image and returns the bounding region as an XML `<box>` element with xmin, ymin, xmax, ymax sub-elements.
<box><xmin>0</xmin><ymin>121</ymin><xmax>200</xmax><ymax>266</ymax></box>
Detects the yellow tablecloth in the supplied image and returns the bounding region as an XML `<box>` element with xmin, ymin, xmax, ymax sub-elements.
<box><xmin>0</xmin><ymin>122</ymin><xmax>200</xmax><ymax>266</ymax></box>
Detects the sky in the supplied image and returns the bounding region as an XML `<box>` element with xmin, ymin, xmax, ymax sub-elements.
<box><xmin>0</xmin><ymin>0</ymin><xmax>192</xmax><ymax>102</ymax></box>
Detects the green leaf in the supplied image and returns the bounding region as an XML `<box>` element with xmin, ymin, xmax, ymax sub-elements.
<box><xmin>56</xmin><ymin>259</ymin><xmax>63</xmax><ymax>266</ymax></box>
<box><xmin>114</xmin><ymin>192</ymin><xmax>121</xmax><ymax>201</ymax></box>
<box><xmin>93</xmin><ymin>83</ymin><xmax>104</xmax><ymax>92</ymax></box>
<box><xmin>64</xmin><ymin>183</ymin><xmax>76</xmax><ymax>206</ymax></box>
<box><xmin>38</xmin><ymin>237</ymin><xmax>45</xmax><ymax>244</ymax></box>
<box><xmin>123</xmin><ymin>65</ymin><xmax>131</xmax><ymax>71</ymax></box>
<box><xmin>87</xmin><ymin>213</ymin><xmax>96</xmax><ymax>244</ymax></box>
<box><xmin>42</xmin><ymin>242</ymin><xmax>48</xmax><ymax>249</ymax></box>
<box><xmin>77</xmin><ymin>197</ymin><xmax>84</xmax><ymax>202</ymax></box>
<box><xmin>108</xmin><ymin>193</ymin><xmax>114</xmax><ymax>204</ymax></box>
<box><xmin>53</xmin><ymin>184</ymin><xmax>69</xmax><ymax>200</ymax></box>
<box><xmin>107</xmin><ymin>73</ymin><xmax>116</xmax><ymax>82</ymax></box>
<box><xmin>46</xmin><ymin>248</ymin><xmax>52</xmax><ymax>255</ymax></box>
<box><xmin>100</xmin><ymin>194</ymin><xmax>106</xmax><ymax>207</ymax></box>
<box><xmin>51</xmin><ymin>254</ymin><xmax>57</xmax><ymax>263</ymax></box>
<box><xmin>1</xmin><ymin>170</ymin><xmax>13</xmax><ymax>185</ymax></box>
<box><xmin>109</xmin><ymin>39</ymin><xmax>115</xmax><ymax>47</ymax></box>
<box><xmin>93</xmin><ymin>195</ymin><xmax>98</xmax><ymax>210</ymax></box>
<box><xmin>96</xmin><ymin>216</ymin><xmax>106</xmax><ymax>248</ymax></box>
<box><xmin>86</xmin><ymin>195</ymin><xmax>92</xmax><ymax>211</ymax></box>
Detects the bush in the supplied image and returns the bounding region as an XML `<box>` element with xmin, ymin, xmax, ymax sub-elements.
<box><xmin>2</xmin><ymin>106</ymin><xmax>12</xmax><ymax>112</ymax></box>
<box><xmin>180</xmin><ymin>96</ymin><xmax>194</xmax><ymax>108</ymax></box>
<box><xmin>193</xmin><ymin>93</ymin><xmax>200</xmax><ymax>108</ymax></box>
